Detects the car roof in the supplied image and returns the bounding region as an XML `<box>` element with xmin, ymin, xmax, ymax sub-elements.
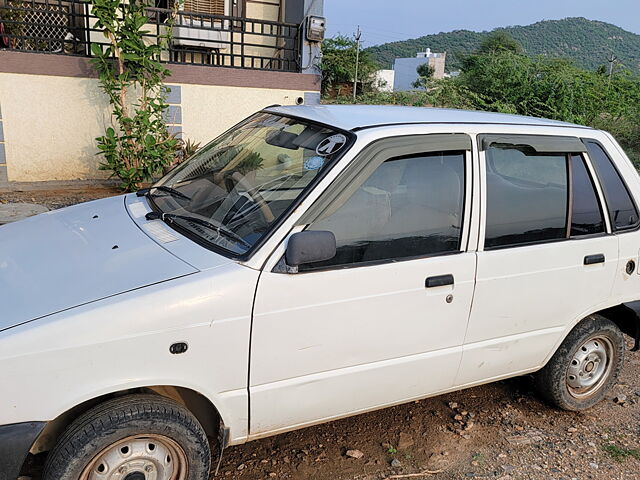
<box><xmin>264</xmin><ymin>104</ymin><xmax>588</xmax><ymax>132</ymax></box>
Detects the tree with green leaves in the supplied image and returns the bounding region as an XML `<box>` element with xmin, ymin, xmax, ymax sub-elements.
<box><xmin>320</xmin><ymin>35</ymin><xmax>379</xmax><ymax>96</ymax></box>
<box><xmin>477</xmin><ymin>31</ymin><xmax>524</xmax><ymax>55</ymax></box>
<box><xmin>88</xmin><ymin>0</ymin><xmax>180</xmax><ymax>191</ymax></box>
<box><xmin>412</xmin><ymin>63</ymin><xmax>435</xmax><ymax>89</ymax></box>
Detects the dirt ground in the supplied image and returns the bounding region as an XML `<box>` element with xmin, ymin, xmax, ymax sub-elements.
<box><xmin>3</xmin><ymin>188</ymin><xmax>640</xmax><ymax>480</ymax></box>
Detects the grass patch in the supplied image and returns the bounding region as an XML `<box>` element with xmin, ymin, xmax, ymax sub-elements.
<box><xmin>602</xmin><ymin>443</ymin><xmax>640</xmax><ymax>462</ymax></box>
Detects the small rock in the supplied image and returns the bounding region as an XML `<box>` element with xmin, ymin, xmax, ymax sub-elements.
<box><xmin>398</xmin><ymin>432</ymin><xmax>414</xmax><ymax>450</ymax></box>
<box><xmin>346</xmin><ymin>449</ymin><xmax>364</xmax><ymax>459</ymax></box>
<box><xmin>268</xmin><ymin>473</ymin><xmax>277</xmax><ymax>478</ymax></box>
<box><xmin>454</xmin><ymin>414</ymin><xmax>464</xmax><ymax>421</ymax></box>
<box><xmin>567</xmin><ymin>427</ymin><xmax>578</xmax><ymax>433</ymax></box>
<box><xmin>448</xmin><ymin>402</ymin><xmax>458</xmax><ymax>409</ymax></box>
<box><xmin>501</xmin><ymin>465</ymin><xmax>516</xmax><ymax>472</ymax></box>
<box><xmin>589</xmin><ymin>462</ymin><xmax>599</xmax><ymax>469</ymax></box>
<box><xmin>391</xmin><ymin>458</ymin><xmax>402</xmax><ymax>468</ymax></box>
<box><xmin>237</xmin><ymin>463</ymin><xmax>245</xmax><ymax>471</ymax></box>
<box><xmin>498</xmin><ymin>453</ymin><xmax>508</xmax><ymax>459</ymax></box>
<box><xmin>614</xmin><ymin>394</ymin><xmax>627</xmax><ymax>405</ymax></box>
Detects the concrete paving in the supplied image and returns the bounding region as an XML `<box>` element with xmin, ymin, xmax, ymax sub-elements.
<box><xmin>0</xmin><ymin>203</ymin><xmax>49</xmax><ymax>225</ymax></box>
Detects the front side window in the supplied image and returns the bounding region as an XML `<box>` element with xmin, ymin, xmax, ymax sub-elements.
<box><xmin>302</xmin><ymin>151</ymin><xmax>466</xmax><ymax>270</ymax></box>
<box><xmin>149</xmin><ymin>113</ymin><xmax>351</xmax><ymax>256</ymax></box>
<box><xmin>584</xmin><ymin>141</ymin><xmax>639</xmax><ymax>230</ymax></box>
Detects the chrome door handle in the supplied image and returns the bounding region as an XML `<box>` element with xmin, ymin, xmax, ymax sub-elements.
<box><xmin>425</xmin><ymin>274</ymin><xmax>454</xmax><ymax>288</ymax></box>
<box><xmin>584</xmin><ymin>254</ymin><xmax>605</xmax><ymax>265</ymax></box>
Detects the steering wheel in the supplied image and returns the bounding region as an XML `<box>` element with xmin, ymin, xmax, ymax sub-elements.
<box><xmin>228</xmin><ymin>172</ymin><xmax>276</xmax><ymax>224</ymax></box>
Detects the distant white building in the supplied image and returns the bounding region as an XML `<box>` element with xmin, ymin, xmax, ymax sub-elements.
<box><xmin>393</xmin><ymin>48</ymin><xmax>446</xmax><ymax>91</ymax></box>
<box><xmin>373</xmin><ymin>69</ymin><xmax>395</xmax><ymax>92</ymax></box>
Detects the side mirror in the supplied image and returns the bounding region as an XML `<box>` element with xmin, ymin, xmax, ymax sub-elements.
<box><xmin>285</xmin><ymin>231</ymin><xmax>336</xmax><ymax>267</ymax></box>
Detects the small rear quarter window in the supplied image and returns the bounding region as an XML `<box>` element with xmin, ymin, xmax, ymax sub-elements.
<box><xmin>584</xmin><ymin>141</ymin><xmax>639</xmax><ymax>230</ymax></box>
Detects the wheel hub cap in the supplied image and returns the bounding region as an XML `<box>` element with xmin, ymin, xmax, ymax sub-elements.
<box><xmin>566</xmin><ymin>336</ymin><xmax>612</xmax><ymax>398</ymax></box>
<box><xmin>80</xmin><ymin>435</ymin><xmax>187</xmax><ymax>480</ymax></box>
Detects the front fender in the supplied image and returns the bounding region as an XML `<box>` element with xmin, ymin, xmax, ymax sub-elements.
<box><xmin>0</xmin><ymin>263</ymin><xmax>258</xmax><ymax>445</ymax></box>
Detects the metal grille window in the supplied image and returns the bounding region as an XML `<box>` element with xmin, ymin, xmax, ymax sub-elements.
<box><xmin>182</xmin><ymin>0</ymin><xmax>225</xmax><ymax>15</ymax></box>
<box><xmin>10</xmin><ymin>0</ymin><xmax>70</xmax><ymax>52</ymax></box>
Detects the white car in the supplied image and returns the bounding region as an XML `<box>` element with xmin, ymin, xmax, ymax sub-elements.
<box><xmin>2</xmin><ymin>105</ymin><xmax>640</xmax><ymax>480</ymax></box>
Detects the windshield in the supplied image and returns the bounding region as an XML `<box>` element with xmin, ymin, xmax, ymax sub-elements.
<box><xmin>150</xmin><ymin>113</ymin><xmax>351</xmax><ymax>256</ymax></box>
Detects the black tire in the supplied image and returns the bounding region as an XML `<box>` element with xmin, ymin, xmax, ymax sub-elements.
<box><xmin>535</xmin><ymin>314</ymin><xmax>625</xmax><ymax>411</ymax></box>
<box><xmin>42</xmin><ymin>394</ymin><xmax>211</xmax><ymax>480</ymax></box>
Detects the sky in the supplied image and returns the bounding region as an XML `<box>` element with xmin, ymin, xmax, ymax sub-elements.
<box><xmin>324</xmin><ymin>0</ymin><xmax>640</xmax><ymax>47</ymax></box>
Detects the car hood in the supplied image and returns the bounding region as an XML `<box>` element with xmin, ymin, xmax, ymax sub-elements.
<box><xmin>0</xmin><ymin>195</ymin><xmax>199</xmax><ymax>331</ymax></box>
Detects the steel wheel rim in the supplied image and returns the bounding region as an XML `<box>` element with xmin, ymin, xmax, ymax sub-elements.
<box><xmin>79</xmin><ymin>434</ymin><xmax>188</xmax><ymax>480</ymax></box>
<box><xmin>566</xmin><ymin>335</ymin><xmax>614</xmax><ymax>398</ymax></box>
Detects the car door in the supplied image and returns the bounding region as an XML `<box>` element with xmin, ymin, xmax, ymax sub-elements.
<box><xmin>456</xmin><ymin>134</ymin><xmax>619</xmax><ymax>386</ymax></box>
<box><xmin>248</xmin><ymin>134</ymin><xmax>478</xmax><ymax>437</ymax></box>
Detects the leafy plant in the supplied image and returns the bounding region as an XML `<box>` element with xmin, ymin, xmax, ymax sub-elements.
<box><xmin>320</xmin><ymin>35</ymin><xmax>379</xmax><ymax>96</ymax></box>
<box><xmin>387</xmin><ymin>446</ymin><xmax>398</xmax><ymax>455</ymax></box>
<box><xmin>174</xmin><ymin>136</ymin><xmax>201</xmax><ymax>162</ymax></box>
<box><xmin>236</xmin><ymin>151</ymin><xmax>264</xmax><ymax>175</ymax></box>
<box><xmin>412</xmin><ymin>63</ymin><xmax>435</xmax><ymax>89</ymax></box>
<box><xmin>602</xmin><ymin>443</ymin><xmax>640</xmax><ymax>462</ymax></box>
<box><xmin>0</xmin><ymin>0</ymin><xmax>26</xmax><ymax>47</ymax></box>
<box><xmin>88</xmin><ymin>0</ymin><xmax>180</xmax><ymax>191</ymax></box>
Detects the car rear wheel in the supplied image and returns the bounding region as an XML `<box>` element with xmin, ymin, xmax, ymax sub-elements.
<box><xmin>535</xmin><ymin>314</ymin><xmax>625</xmax><ymax>411</ymax></box>
<box><xmin>42</xmin><ymin>394</ymin><xmax>210</xmax><ymax>480</ymax></box>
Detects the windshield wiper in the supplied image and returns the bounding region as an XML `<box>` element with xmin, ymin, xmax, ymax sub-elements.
<box><xmin>137</xmin><ymin>185</ymin><xmax>191</xmax><ymax>201</ymax></box>
<box><xmin>145</xmin><ymin>211</ymin><xmax>251</xmax><ymax>248</ymax></box>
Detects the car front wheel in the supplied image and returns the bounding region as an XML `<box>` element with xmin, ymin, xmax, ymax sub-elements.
<box><xmin>42</xmin><ymin>394</ymin><xmax>211</xmax><ymax>480</ymax></box>
<box><xmin>535</xmin><ymin>314</ymin><xmax>625</xmax><ymax>411</ymax></box>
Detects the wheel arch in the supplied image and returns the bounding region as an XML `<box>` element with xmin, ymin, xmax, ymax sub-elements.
<box><xmin>598</xmin><ymin>302</ymin><xmax>640</xmax><ymax>351</ymax></box>
<box><xmin>27</xmin><ymin>385</ymin><xmax>224</xmax><ymax>458</ymax></box>
<box><xmin>541</xmin><ymin>302</ymin><xmax>640</xmax><ymax>370</ymax></box>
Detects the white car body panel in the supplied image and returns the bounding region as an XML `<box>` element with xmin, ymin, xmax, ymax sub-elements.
<box><xmin>249</xmin><ymin>252</ymin><xmax>476</xmax><ymax>436</ymax></box>
<box><xmin>0</xmin><ymin>195</ymin><xmax>199</xmax><ymax>331</ymax></box>
<box><xmin>2</xmin><ymin>106</ymin><xmax>640</xmax><ymax>456</ymax></box>
<box><xmin>0</xmin><ymin>262</ymin><xmax>257</xmax><ymax>443</ymax></box>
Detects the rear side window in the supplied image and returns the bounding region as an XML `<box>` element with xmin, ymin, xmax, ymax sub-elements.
<box><xmin>570</xmin><ymin>154</ymin><xmax>605</xmax><ymax>236</ymax></box>
<box><xmin>485</xmin><ymin>146</ymin><xmax>568</xmax><ymax>248</ymax></box>
<box><xmin>585</xmin><ymin>141</ymin><xmax>639</xmax><ymax>230</ymax></box>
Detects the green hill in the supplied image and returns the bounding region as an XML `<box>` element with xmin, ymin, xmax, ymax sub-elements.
<box><xmin>366</xmin><ymin>17</ymin><xmax>640</xmax><ymax>73</ymax></box>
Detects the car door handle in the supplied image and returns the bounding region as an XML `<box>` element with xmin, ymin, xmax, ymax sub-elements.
<box><xmin>584</xmin><ymin>254</ymin><xmax>605</xmax><ymax>265</ymax></box>
<box><xmin>425</xmin><ymin>274</ymin><xmax>454</xmax><ymax>288</ymax></box>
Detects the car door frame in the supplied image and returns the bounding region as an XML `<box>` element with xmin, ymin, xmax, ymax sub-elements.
<box><xmin>454</xmin><ymin>127</ymin><xmax>621</xmax><ymax>388</ymax></box>
<box><xmin>246</xmin><ymin>124</ymin><xmax>483</xmax><ymax>273</ymax></box>
<box><xmin>245</xmin><ymin>125</ymin><xmax>482</xmax><ymax>439</ymax></box>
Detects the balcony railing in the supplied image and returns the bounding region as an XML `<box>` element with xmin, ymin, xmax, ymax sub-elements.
<box><xmin>0</xmin><ymin>0</ymin><xmax>302</xmax><ymax>72</ymax></box>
